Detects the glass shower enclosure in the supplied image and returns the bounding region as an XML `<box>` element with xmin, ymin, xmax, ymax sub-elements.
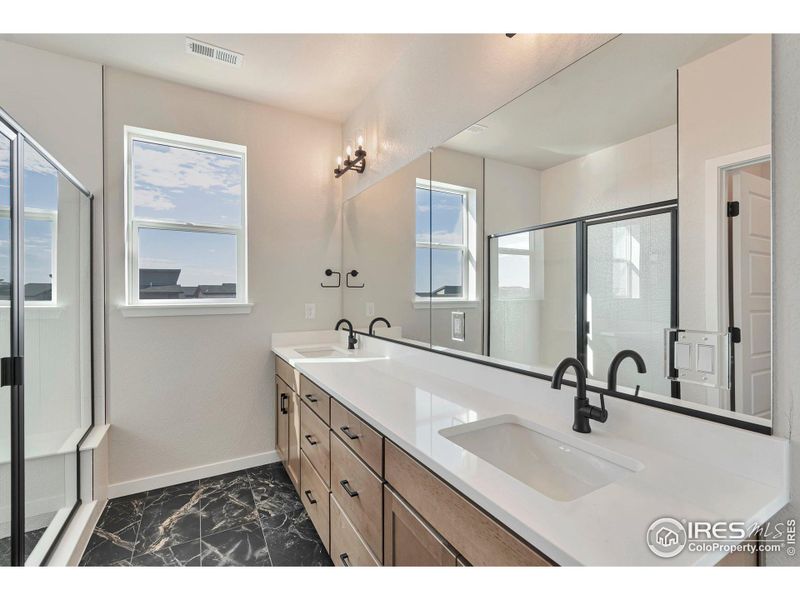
<box><xmin>0</xmin><ymin>107</ymin><xmax>93</xmax><ymax>566</ymax></box>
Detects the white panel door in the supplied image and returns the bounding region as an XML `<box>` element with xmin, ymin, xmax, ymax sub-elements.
<box><xmin>731</xmin><ymin>171</ymin><xmax>771</xmax><ymax>418</ymax></box>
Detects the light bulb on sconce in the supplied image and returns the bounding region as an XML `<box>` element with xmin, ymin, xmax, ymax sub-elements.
<box><xmin>334</xmin><ymin>133</ymin><xmax>367</xmax><ymax>179</ymax></box>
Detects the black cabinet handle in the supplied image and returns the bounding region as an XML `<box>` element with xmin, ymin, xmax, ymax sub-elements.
<box><xmin>304</xmin><ymin>434</ymin><xmax>318</xmax><ymax>446</ymax></box>
<box><xmin>339</xmin><ymin>479</ymin><xmax>359</xmax><ymax>497</ymax></box>
<box><xmin>305</xmin><ymin>393</ymin><xmax>318</xmax><ymax>403</ymax></box>
<box><xmin>340</xmin><ymin>553</ymin><xmax>351</xmax><ymax>566</ymax></box>
<box><xmin>340</xmin><ymin>426</ymin><xmax>360</xmax><ymax>440</ymax></box>
<box><xmin>304</xmin><ymin>490</ymin><xmax>317</xmax><ymax>505</ymax></box>
<box><xmin>279</xmin><ymin>393</ymin><xmax>288</xmax><ymax>415</ymax></box>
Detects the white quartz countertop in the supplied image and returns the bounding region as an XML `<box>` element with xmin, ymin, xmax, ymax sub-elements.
<box><xmin>271</xmin><ymin>332</ymin><xmax>789</xmax><ymax>566</ymax></box>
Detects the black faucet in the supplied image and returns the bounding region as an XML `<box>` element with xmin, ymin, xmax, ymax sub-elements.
<box><xmin>606</xmin><ymin>349</ymin><xmax>647</xmax><ymax>396</ymax></box>
<box><xmin>368</xmin><ymin>317</ymin><xmax>391</xmax><ymax>336</ymax></box>
<box><xmin>551</xmin><ymin>357</ymin><xmax>607</xmax><ymax>434</ymax></box>
<box><xmin>335</xmin><ymin>318</ymin><xmax>358</xmax><ymax>350</ymax></box>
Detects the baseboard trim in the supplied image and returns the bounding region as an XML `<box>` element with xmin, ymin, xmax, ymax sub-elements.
<box><xmin>107</xmin><ymin>450</ymin><xmax>280</xmax><ymax>499</ymax></box>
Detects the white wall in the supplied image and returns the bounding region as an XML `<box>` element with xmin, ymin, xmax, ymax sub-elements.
<box><xmin>769</xmin><ymin>33</ymin><xmax>800</xmax><ymax>567</ymax></box>
<box><xmin>103</xmin><ymin>68</ymin><xmax>342</xmax><ymax>492</ymax></box>
<box><xmin>342</xmin><ymin>34</ymin><xmax>615</xmax><ymax>201</ymax></box>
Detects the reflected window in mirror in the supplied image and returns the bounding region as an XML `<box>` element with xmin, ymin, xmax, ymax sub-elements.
<box><xmin>415</xmin><ymin>180</ymin><xmax>477</xmax><ymax>303</ymax></box>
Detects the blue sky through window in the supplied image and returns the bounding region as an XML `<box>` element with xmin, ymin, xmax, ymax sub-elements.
<box><xmin>415</xmin><ymin>185</ymin><xmax>466</xmax><ymax>296</ymax></box>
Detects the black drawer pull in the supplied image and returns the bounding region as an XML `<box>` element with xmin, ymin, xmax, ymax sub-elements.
<box><xmin>340</xmin><ymin>426</ymin><xmax>360</xmax><ymax>440</ymax></box>
<box><xmin>279</xmin><ymin>393</ymin><xmax>288</xmax><ymax>415</ymax></box>
<box><xmin>340</xmin><ymin>553</ymin><xmax>351</xmax><ymax>566</ymax></box>
<box><xmin>304</xmin><ymin>434</ymin><xmax>318</xmax><ymax>446</ymax></box>
<box><xmin>339</xmin><ymin>479</ymin><xmax>359</xmax><ymax>497</ymax></box>
<box><xmin>304</xmin><ymin>490</ymin><xmax>317</xmax><ymax>505</ymax></box>
<box><xmin>305</xmin><ymin>393</ymin><xmax>318</xmax><ymax>403</ymax></box>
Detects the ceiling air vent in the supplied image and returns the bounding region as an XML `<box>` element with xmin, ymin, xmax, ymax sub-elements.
<box><xmin>185</xmin><ymin>38</ymin><xmax>244</xmax><ymax>68</ymax></box>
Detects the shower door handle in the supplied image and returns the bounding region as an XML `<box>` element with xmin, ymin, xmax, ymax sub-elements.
<box><xmin>0</xmin><ymin>356</ymin><xmax>23</xmax><ymax>387</ymax></box>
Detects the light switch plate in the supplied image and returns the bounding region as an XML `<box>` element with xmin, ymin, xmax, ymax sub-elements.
<box><xmin>366</xmin><ymin>302</ymin><xmax>375</xmax><ymax>317</ymax></box>
<box><xmin>451</xmin><ymin>311</ymin><xmax>466</xmax><ymax>342</ymax></box>
<box><xmin>304</xmin><ymin>303</ymin><xmax>316</xmax><ymax>320</ymax></box>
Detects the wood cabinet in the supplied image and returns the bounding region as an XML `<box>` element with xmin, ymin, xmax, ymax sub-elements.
<box><xmin>330</xmin><ymin>433</ymin><xmax>384</xmax><ymax>561</ymax></box>
<box><xmin>384</xmin><ymin>485</ymin><xmax>457</xmax><ymax>566</ymax></box>
<box><xmin>300</xmin><ymin>451</ymin><xmax>330</xmax><ymax>551</ymax></box>
<box><xmin>300</xmin><ymin>374</ymin><xmax>331</xmax><ymax>425</ymax></box>
<box><xmin>286</xmin><ymin>390</ymin><xmax>301</xmax><ymax>492</ymax></box>
<box><xmin>331</xmin><ymin>399</ymin><xmax>384</xmax><ymax>475</ymax></box>
<box><xmin>275</xmin><ymin>376</ymin><xmax>290</xmax><ymax>471</ymax></box>
<box><xmin>300</xmin><ymin>401</ymin><xmax>331</xmax><ymax>485</ymax></box>
<box><xmin>330</xmin><ymin>495</ymin><xmax>380</xmax><ymax>566</ymax></box>
<box><xmin>384</xmin><ymin>439</ymin><xmax>551</xmax><ymax>567</ymax></box>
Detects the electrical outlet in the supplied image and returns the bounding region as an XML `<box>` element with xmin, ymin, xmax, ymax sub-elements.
<box><xmin>304</xmin><ymin>303</ymin><xmax>316</xmax><ymax>320</ymax></box>
<box><xmin>366</xmin><ymin>302</ymin><xmax>375</xmax><ymax>317</ymax></box>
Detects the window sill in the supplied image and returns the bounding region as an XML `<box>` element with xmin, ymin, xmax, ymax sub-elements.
<box><xmin>119</xmin><ymin>303</ymin><xmax>254</xmax><ymax>318</ymax></box>
<box><xmin>412</xmin><ymin>299</ymin><xmax>481</xmax><ymax>310</ymax></box>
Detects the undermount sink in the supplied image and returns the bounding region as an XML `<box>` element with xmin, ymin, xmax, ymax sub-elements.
<box><xmin>296</xmin><ymin>347</ymin><xmax>349</xmax><ymax>359</ymax></box>
<box><xmin>439</xmin><ymin>415</ymin><xmax>643</xmax><ymax>502</ymax></box>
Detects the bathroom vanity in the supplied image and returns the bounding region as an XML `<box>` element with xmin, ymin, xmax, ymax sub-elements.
<box><xmin>271</xmin><ymin>332</ymin><xmax>788</xmax><ymax>566</ymax></box>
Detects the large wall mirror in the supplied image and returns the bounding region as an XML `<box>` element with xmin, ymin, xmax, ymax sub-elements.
<box><xmin>342</xmin><ymin>34</ymin><xmax>772</xmax><ymax>431</ymax></box>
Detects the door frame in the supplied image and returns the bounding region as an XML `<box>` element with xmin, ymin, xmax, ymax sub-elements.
<box><xmin>703</xmin><ymin>145</ymin><xmax>771</xmax><ymax>412</ymax></box>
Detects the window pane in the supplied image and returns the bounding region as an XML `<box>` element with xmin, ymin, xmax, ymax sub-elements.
<box><xmin>138</xmin><ymin>228</ymin><xmax>237</xmax><ymax>300</ymax></box>
<box><xmin>498</xmin><ymin>253</ymin><xmax>530</xmax><ymax>297</ymax></box>
<box><xmin>0</xmin><ymin>135</ymin><xmax>10</xmax><ymax>208</ymax></box>
<box><xmin>0</xmin><ymin>218</ymin><xmax>55</xmax><ymax>301</ymax></box>
<box><xmin>431</xmin><ymin>247</ymin><xmax>463</xmax><ymax>296</ymax></box>
<box><xmin>132</xmin><ymin>140</ymin><xmax>242</xmax><ymax>226</ymax></box>
<box><xmin>431</xmin><ymin>189</ymin><xmax>463</xmax><ymax>245</ymax></box>
<box><xmin>415</xmin><ymin>186</ymin><xmax>430</xmax><ymax>243</ymax></box>
<box><xmin>415</xmin><ymin>247</ymin><xmax>430</xmax><ymax>297</ymax></box>
<box><xmin>23</xmin><ymin>141</ymin><xmax>59</xmax><ymax>211</ymax></box>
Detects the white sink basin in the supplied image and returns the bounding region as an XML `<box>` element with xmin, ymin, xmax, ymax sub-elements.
<box><xmin>296</xmin><ymin>347</ymin><xmax>349</xmax><ymax>359</ymax></box>
<box><xmin>439</xmin><ymin>414</ymin><xmax>643</xmax><ymax>502</ymax></box>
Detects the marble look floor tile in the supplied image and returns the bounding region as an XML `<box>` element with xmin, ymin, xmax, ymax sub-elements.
<box><xmin>135</xmin><ymin>483</ymin><xmax>202</xmax><ymax>555</ymax></box>
<box><xmin>80</xmin><ymin>535</ymin><xmax>137</xmax><ymax>566</ymax></box>
<box><xmin>130</xmin><ymin>539</ymin><xmax>202</xmax><ymax>566</ymax></box>
<box><xmin>200</xmin><ymin>471</ymin><xmax>259</xmax><ymax>536</ymax></box>
<box><xmin>261</xmin><ymin>507</ymin><xmax>332</xmax><ymax>567</ymax></box>
<box><xmin>248</xmin><ymin>463</ymin><xmax>303</xmax><ymax>518</ymax></box>
<box><xmin>80</xmin><ymin>493</ymin><xmax>146</xmax><ymax>565</ymax></box>
<box><xmin>200</xmin><ymin>521</ymin><xmax>271</xmax><ymax>566</ymax></box>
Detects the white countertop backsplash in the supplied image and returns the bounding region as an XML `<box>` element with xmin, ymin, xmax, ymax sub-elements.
<box><xmin>271</xmin><ymin>330</ymin><xmax>789</xmax><ymax>566</ymax></box>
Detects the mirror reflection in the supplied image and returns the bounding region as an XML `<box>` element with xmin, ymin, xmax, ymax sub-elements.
<box><xmin>342</xmin><ymin>33</ymin><xmax>772</xmax><ymax>426</ymax></box>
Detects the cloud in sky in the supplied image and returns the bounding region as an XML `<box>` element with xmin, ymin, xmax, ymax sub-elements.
<box><xmin>132</xmin><ymin>141</ymin><xmax>242</xmax><ymax>224</ymax></box>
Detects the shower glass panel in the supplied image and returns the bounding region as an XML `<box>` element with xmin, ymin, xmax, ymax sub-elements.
<box><xmin>0</xmin><ymin>127</ymin><xmax>13</xmax><ymax>566</ymax></box>
<box><xmin>585</xmin><ymin>210</ymin><xmax>674</xmax><ymax>397</ymax></box>
<box><xmin>22</xmin><ymin>141</ymin><xmax>92</xmax><ymax>562</ymax></box>
<box><xmin>489</xmin><ymin>223</ymin><xmax>577</xmax><ymax>372</ymax></box>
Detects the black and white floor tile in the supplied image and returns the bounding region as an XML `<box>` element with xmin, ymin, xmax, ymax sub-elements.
<box><xmin>80</xmin><ymin>462</ymin><xmax>332</xmax><ymax>567</ymax></box>
<box><xmin>0</xmin><ymin>527</ymin><xmax>47</xmax><ymax>566</ymax></box>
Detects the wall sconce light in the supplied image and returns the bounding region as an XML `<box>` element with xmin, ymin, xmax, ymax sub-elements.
<box><xmin>334</xmin><ymin>134</ymin><xmax>366</xmax><ymax>178</ymax></box>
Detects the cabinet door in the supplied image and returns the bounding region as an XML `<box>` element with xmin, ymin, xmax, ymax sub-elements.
<box><xmin>286</xmin><ymin>392</ymin><xmax>301</xmax><ymax>492</ymax></box>
<box><xmin>384</xmin><ymin>486</ymin><xmax>457</xmax><ymax>566</ymax></box>
<box><xmin>275</xmin><ymin>377</ymin><xmax>290</xmax><ymax>465</ymax></box>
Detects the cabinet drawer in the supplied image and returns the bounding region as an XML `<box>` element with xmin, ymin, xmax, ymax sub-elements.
<box><xmin>299</xmin><ymin>374</ymin><xmax>331</xmax><ymax>425</ymax></box>
<box><xmin>331</xmin><ymin>400</ymin><xmax>384</xmax><ymax>476</ymax></box>
<box><xmin>300</xmin><ymin>401</ymin><xmax>331</xmax><ymax>485</ymax></box>
<box><xmin>275</xmin><ymin>356</ymin><xmax>299</xmax><ymax>392</ymax></box>
<box><xmin>300</xmin><ymin>451</ymin><xmax>330</xmax><ymax>551</ymax></box>
<box><xmin>330</xmin><ymin>434</ymin><xmax>383</xmax><ymax>561</ymax></box>
<box><xmin>384</xmin><ymin>440</ymin><xmax>551</xmax><ymax>566</ymax></box>
<box><xmin>330</xmin><ymin>495</ymin><xmax>380</xmax><ymax>567</ymax></box>
<box><xmin>384</xmin><ymin>485</ymin><xmax>457</xmax><ymax>566</ymax></box>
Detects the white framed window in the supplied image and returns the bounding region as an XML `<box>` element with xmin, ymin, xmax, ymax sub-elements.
<box><xmin>612</xmin><ymin>223</ymin><xmax>641</xmax><ymax>299</ymax></box>
<box><xmin>124</xmin><ymin>127</ymin><xmax>248</xmax><ymax>308</ymax></box>
<box><xmin>414</xmin><ymin>179</ymin><xmax>477</xmax><ymax>304</ymax></box>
